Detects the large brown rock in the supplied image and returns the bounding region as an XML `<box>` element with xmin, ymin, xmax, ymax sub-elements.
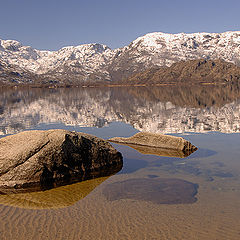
<box><xmin>0</xmin><ymin>129</ymin><xmax>122</xmax><ymax>191</ymax></box>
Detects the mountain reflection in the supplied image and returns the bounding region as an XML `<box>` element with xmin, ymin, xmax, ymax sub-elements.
<box><xmin>1</xmin><ymin>83</ymin><xmax>240</xmax><ymax>135</ymax></box>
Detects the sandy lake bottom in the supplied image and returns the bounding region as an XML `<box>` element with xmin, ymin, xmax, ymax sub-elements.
<box><xmin>0</xmin><ymin>86</ymin><xmax>240</xmax><ymax>239</ymax></box>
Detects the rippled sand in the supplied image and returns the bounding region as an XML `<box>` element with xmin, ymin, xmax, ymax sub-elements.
<box><xmin>0</xmin><ymin>172</ymin><xmax>240</xmax><ymax>240</ymax></box>
<box><xmin>1</xmin><ymin>132</ymin><xmax>240</xmax><ymax>240</ymax></box>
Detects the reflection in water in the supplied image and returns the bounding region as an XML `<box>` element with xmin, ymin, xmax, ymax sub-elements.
<box><xmin>1</xmin><ymin>83</ymin><xmax>240</xmax><ymax>135</ymax></box>
<box><xmin>118</xmin><ymin>158</ymin><xmax>148</xmax><ymax>174</ymax></box>
<box><xmin>103</xmin><ymin>178</ymin><xmax>198</xmax><ymax>204</ymax></box>
<box><xmin>187</xmin><ymin>148</ymin><xmax>217</xmax><ymax>159</ymax></box>
<box><xmin>0</xmin><ymin>85</ymin><xmax>240</xmax><ymax>239</ymax></box>
<box><xmin>0</xmin><ymin>176</ymin><xmax>110</xmax><ymax>209</ymax></box>
<box><xmin>0</xmin><ymin>160</ymin><xmax>123</xmax><ymax>209</ymax></box>
<box><xmin>0</xmin><ymin>161</ymin><xmax>123</xmax><ymax>195</ymax></box>
<box><xmin>149</xmin><ymin>157</ymin><xmax>234</xmax><ymax>182</ymax></box>
<box><xmin>114</xmin><ymin>142</ymin><xmax>197</xmax><ymax>158</ymax></box>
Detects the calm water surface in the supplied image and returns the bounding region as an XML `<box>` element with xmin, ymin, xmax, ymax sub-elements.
<box><xmin>0</xmin><ymin>85</ymin><xmax>240</xmax><ymax>239</ymax></box>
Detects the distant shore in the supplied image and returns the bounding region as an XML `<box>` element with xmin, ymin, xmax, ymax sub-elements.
<box><xmin>0</xmin><ymin>81</ymin><xmax>232</xmax><ymax>90</ymax></box>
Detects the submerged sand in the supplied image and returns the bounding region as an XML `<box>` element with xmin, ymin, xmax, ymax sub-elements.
<box><xmin>0</xmin><ymin>134</ymin><xmax>240</xmax><ymax>240</ymax></box>
<box><xmin>0</xmin><ymin>171</ymin><xmax>239</xmax><ymax>240</ymax></box>
<box><xmin>0</xmin><ymin>176</ymin><xmax>109</xmax><ymax>209</ymax></box>
<box><xmin>103</xmin><ymin>178</ymin><xmax>198</xmax><ymax>204</ymax></box>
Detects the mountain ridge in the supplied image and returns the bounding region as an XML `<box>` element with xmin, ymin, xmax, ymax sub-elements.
<box><xmin>0</xmin><ymin>31</ymin><xmax>240</xmax><ymax>84</ymax></box>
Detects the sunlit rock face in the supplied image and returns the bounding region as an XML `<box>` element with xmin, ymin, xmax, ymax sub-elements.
<box><xmin>1</xmin><ymin>84</ymin><xmax>240</xmax><ymax>135</ymax></box>
<box><xmin>0</xmin><ymin>129</ymin><xmax>122</xmax><ymax>191</ymax></box>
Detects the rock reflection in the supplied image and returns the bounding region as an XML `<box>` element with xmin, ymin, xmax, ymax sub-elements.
<box><xmin>0</xmin><ymin>176</ymin><xmax>109</xmax><ymax>209</ymax></box>
<box><xmin>103</xmin><ymin>178</ymin><xmax>198</xmax><ymax>204</ymax></box>
<box><xmin>114</xmin><ymin>143</ymin><xmax>197</xmax><ymax>158</ymax></box>
<box><xmin>0</xmin><ymin>166</ymin><xmax>122</xmax><ymax>209</ymax></box>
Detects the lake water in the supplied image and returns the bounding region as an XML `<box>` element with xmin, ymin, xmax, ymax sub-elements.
<box><xmin>0</xmin><ymin>85</ymin><xmax>240</xmax><ymax>239</ymax></box>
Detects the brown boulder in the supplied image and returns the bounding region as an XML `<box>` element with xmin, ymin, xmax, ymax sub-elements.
<box><xmin>0</xmin><ymin>129</ymin><xmax>122</xmax><ymax>191</ymax></box>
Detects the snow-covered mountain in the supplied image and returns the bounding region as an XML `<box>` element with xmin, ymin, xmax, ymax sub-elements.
<box><xmin>0</xmin><ymin>31</ymin><xmax>240</xmax><ymax>83</ymax></box>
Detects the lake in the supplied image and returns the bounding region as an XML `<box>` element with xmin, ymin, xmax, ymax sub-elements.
<box><xmin>0</xmin><ymin>84</ymin><xmax>240</xmax><ymax>239</ymax></box>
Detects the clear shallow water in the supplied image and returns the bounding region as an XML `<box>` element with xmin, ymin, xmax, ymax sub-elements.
<box><xmin>0</xmin><ymin>85</ymin><xmax>240</xmax><ymax>239</ymax></box>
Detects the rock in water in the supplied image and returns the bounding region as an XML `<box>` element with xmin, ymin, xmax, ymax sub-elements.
<box><xmin>109</xmin><ymin>132</ymin><xmax>197</xmax><ymax>153</ymax></box>
<box><xmin>103</xmin><ymin>178</ymin><xmax>198</xmax><ymax>204</ymax></box>
<box><xmin>0</xmin><ymin>130</ymin><xmax>123</xmax><ymax>191</ymax></box>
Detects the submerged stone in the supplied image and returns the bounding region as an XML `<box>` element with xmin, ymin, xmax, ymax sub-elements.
<box><xmin>0</xmin><ymin>129</ymin><xmax>123</xmax><ymax>191</ymax></box>
<box><xmin>103</xmin><ymin>178</ymin><xmax>198</xmax><ymax>204</ymax></box>
<box><xmin>109</xmin><ymin>132</ymin><xmax>197</xmax><ymax>155</ymax></box>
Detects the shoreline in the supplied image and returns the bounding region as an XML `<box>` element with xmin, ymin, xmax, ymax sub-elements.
<box><xmin>0</xmin><ymin>81</ymin><xmax>232</xmax><ymax>89</ymax></box>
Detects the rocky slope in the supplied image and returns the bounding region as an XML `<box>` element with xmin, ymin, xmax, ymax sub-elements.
<box><xmin>0</xmin><ymin>60</ymin><xmax>37</xmax><ymax>84</ymax></box>
<box><xmin>123</xmin><ymin>59</ymin><xmax>240</xmax><ymax>84</ymax></box>
<box><xmin>0</xmin><ymin>31</ymin><xmax>240</xmax><ymax>84</ymax></box>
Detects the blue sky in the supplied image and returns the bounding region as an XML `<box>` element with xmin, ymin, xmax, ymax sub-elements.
<box><xmin>0</xmin><ymin>0</ymin><xmax>239</xmax><ymax>50</ymax></box>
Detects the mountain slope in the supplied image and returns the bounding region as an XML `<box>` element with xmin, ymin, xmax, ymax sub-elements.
<box><xmin>123</xmin><ymin>59</ymin><xmax>240</xmax><ymax>84</ymax></box>
<box><xmin>0</xmin><ymin>60</ymin><xmax>38</xmax><ymax>84</ymax></box>
<box><xmin>0</xmin><ymin>31</ymin><xmax>240</xmax><ymax>84</ymax></box>
<box><xmin>108</xmin><ymin>31</ymin><xmax>240</xmax><ymax>81</ymax></box>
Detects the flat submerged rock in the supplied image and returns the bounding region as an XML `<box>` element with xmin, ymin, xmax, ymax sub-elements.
<box><xmin>109</xmin><ymin>132</ymin><xmax>197</xmax><ymax>155</ymax></box>
<box><xmin>103</xmin><ymin>178</ymin><xmax>198</xmax><ymax>204</ymax></box>
<box><xmin>0</xmin><ymin>129</ymin><xmax>123</xmax><ymax>192</ymax></box>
